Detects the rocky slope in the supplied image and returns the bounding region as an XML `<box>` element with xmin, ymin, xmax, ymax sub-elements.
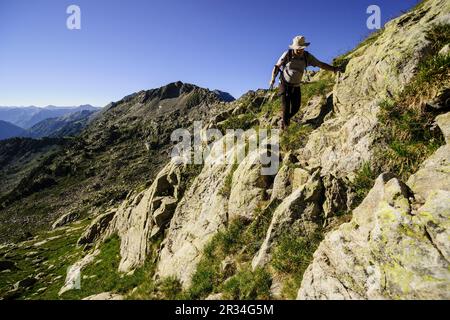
<box><xmin>298</xmin><ymin>113</ymin><xmax>450</xmax><ymax>299</ymax></box>
<box><xmin>0</xmin><ymin>0</ymin><xmax>449</xmax><ymax>300</ymax></box>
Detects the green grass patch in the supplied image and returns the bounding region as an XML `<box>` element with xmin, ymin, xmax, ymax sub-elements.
<box><xmin>187</xmin><ymin>218</ymin><xmax>248</xmax><ymax>299</ymax></box>
<box><xmin>186</xmin><ymin>201</ymin><xmax>280</xmax><ymax>300</ymax></box>
<box><xmin>244</xmin><ymin>201</ymin><xmax>279</xmax><ymax>256</ymax></box>
<box><xmin>157</xmin><ymin>276</ymin><xmax>183</xmax><ymax>300</ymax></box>
<box><xmin>372</xmin><ymin>23</ymin><xmax>448</xmax><ymax>184</ymax></box>
<box><xmin>280</xmin><ymin>123</ymin><xmax>313</xmax><ymax>151</ymax></box>
<box><xmin>271</xmin><ymin>232</ymin><xmax>323</xmax><ymax>299</ymax></box>
<box><xmin>350</xmin><ymin>162</ymin><xmax>378</xmax><ymax>208</ymax></box>
<box><xmin>0</xmin><ymin>222</ymin><xmax>88</xmax><ymax>300</ymax></box>
<box><xmin>259</xmin><ymin>96</ymin><xmax>281</xmax><ymax>118</ymax></box>
<box><xmin>221</xmin><ymin>268</ymin><xmax>272</xmax><ymax>300</ymax></box>
<box><xmin>301</xmin><ymin>73</ymin><xmax>335</xmax><ymax>106</ymax></box>
<box><xmin>219</xmin><ymin>162</ymin><xmax>239</xmax><ymax>199</ymax></box>
<box><xmin>56</xmin><ymin>235</ymin><xmax>155</xmax><ymax>300</ymax></box>
<box><xmin>375</xmin><ymin>99</ymin><xmax>443</xmax><ymax>181</ymax></box>
<box><xmin>399</xmin><ymin>23</ymin><xmax>449</xmax><ymax>105</ymax></box>
<box><xmin>219</xmin><ymin>113</ymin><xmax>255</xmax><ymax>132</ymax></box>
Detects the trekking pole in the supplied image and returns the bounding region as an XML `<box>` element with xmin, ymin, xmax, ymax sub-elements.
<box><xmin>260</xmin><ymin>84</ymin><xmax>274</xmax><ymax>108</ymax></box>
<box><xmin>246</xmin><ymin>85</ymin><xmax>274</xmax><ymax>119</ymax></box>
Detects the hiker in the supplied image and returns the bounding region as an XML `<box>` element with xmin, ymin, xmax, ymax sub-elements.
<box><xmin>270</xmin><ymin>35</ymin><xmax>341</xmax><ymax>130</ymax></box>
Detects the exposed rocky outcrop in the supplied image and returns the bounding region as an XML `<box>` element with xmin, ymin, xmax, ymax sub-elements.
<box><xmin>155</xmin><ymin>133</ymin><xmax>244</xmax><ymax>286</ymax></box>
<box><xmin>52</xmin><ymin>211</ymin><xmax>80</xmax><ymax>229</ymax></box>
<box><xmin>321</xmin><ymin>174</ymin><xmax>352</xmax><ymax>220</ymax></box>
<box><xmin>301</xmin><ymin>94</ymin><xmax>334</xmax><ymax>128</ymax></box>
<box><xmin>228</xmin><ymin>148</ymin><xmax>275</xmax><ymax>221</ymax></box>
<box><xmin>78</xmin><ymin>210</ymin><xmax>116</xmax><ymax>246</ymax></box>
<box><xmin>298</xmin><ymin>112</ymin><xmax>450</xmax><ymax>300</ymax></box>
<box><xmin>77</xmin><ymin>159</ymin><xmax>186</xmax><ymax>273</ymax></box>
<box><xmin>252</xmin><ymin>169</ymin><xmax>323</xmax><ymax>269</ymax></box>
<box><xmin>59</xmin><ymin>249</ymin><xmax>99</xmax><ymax>296</ymax></box>
<box><xmin>112</xmin><ymin>160</ymin><xmax>186</xmax><ymax>272</ymax></box>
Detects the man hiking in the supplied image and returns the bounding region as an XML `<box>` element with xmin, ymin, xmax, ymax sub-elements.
<box><xmin>270</xmin><ymin>35</ymin><xmax>340</xmax><ymax>130</ymax></box>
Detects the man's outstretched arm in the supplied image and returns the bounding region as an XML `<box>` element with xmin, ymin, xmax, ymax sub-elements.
<box><xmin>308</xmin><ymin>53</ymin><xmax>341</xmax><ymax>73</ymax></box>
<box><xmin>317</xmin><ymin>61</ymin><xmax>339</xmax><ymax>73</ymax></box>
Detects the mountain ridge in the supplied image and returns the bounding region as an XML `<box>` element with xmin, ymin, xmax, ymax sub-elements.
<box><xmin>0</xmin><ymin>105</ymin><xmax>100</xmax><ymax>129</ymax></box>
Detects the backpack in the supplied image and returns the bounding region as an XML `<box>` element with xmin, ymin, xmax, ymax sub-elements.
<box><xmin>279</xmin><ymin>49</ymin><xmax>310</xmax><ymax>83</ymax></box>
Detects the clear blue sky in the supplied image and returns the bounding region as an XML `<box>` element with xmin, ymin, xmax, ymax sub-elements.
<box><xmin>0</xmin><ymin>0</ymin><xmax>420</xmax><ymax>107</ymax></box>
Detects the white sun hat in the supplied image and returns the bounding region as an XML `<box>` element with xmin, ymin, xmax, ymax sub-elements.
<box><xmin>289</xmin><ymin>35</ymin><xmax>310</xmax><ymax>50</ymax></box>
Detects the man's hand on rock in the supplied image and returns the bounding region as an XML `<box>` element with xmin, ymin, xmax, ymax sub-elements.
<box><xmin>334</xmin><ymin>65</ymin><xmax>345</xmax><ymax>74</ymax></box>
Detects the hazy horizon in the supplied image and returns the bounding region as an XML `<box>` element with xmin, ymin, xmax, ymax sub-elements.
<box><xmin>0</xmin><ymin>104</ymin><xmax>100</xmax><ymax>109</ymax></box>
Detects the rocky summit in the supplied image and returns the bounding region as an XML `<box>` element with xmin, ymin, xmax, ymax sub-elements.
<box><xmin>0</xmin><ymin>0</ymin><xmax>449</xmax><ymax>300</ymax></box>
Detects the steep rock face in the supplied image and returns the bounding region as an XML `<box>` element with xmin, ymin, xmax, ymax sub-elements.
<box><xmin>155</xmin><ymin>130</ymin><xmax>279</xmax><ymax>286</ymax></box>
<box><xmin>407</xmin><ymin>113</ymin><xmax>450</xmax><ymax>202</ymax></box>
<box><xmin>155</xmin><ymin>133</ymin><xmax>245</xmax><ymax>286</ymax></box>
<box><xmin>114</xmin><ymin>160</ymin><xmax>185</xmax><ymax>273</ymax></box>
<box><xmin>252</xmin><ymin>170</ymin><xmax>323</xmax><ymax>270</ymax></box>
<box><xmin>298</xmin><ymin>113</ymin><xmax>450</xmax><ymax>300</ymax></box>
<box><xmin>228</xmin><ymin>148</ymin><xmax>274</xmax><ymax>221</ymax></box>
<box><xmin>78</xmin><ymin>159</ymin><xmax>185</xmax><ymax>273</ymax></box>
<box><xmin>297</xmin><ymin>0</ymin><xmax>450</xmax><ymax>177</ymax></box>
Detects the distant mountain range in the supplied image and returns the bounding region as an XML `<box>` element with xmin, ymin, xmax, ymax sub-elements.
<box><xmin>26</xmin><ymin>110</ymin><xmax>97</xmax><ymax>139</ymax></box>
<box><xmin>0</xmin><ymin>105</ymin><xmax>100</xmax><ymax>129</ymax></box>
<box><xmin>0</xmin><ymin>120</ymin><xmax>27</xmax><ymax>140</ymax></box>
<box><xmin>0</xmin><ymin>106</ymin><xmax>100</xmax><ymax>141</ymax></box>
